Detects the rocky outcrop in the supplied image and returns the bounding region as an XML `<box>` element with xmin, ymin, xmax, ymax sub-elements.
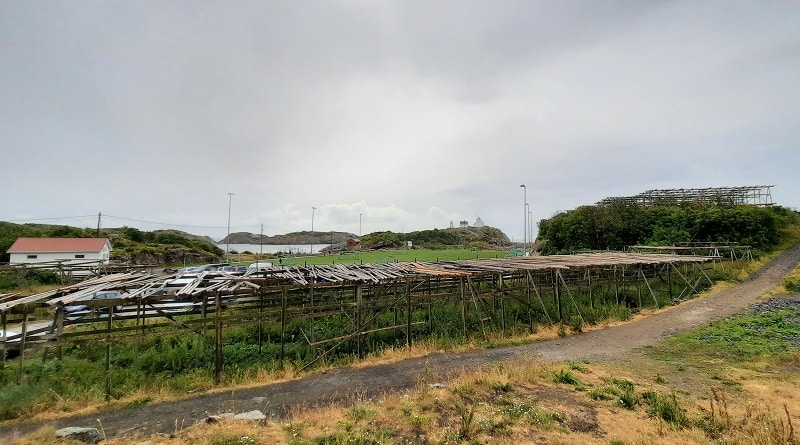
<box><xmin>112</xmin><ymin>248</ymin><xmax>219</xmax><ymax>266</ymax></box>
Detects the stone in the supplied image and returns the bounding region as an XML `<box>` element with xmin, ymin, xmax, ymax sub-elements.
<box><xmin>55</xmin><ymin>426</ymin><xmax>103</xmax><ymax>444</ymax></box>
<box><xmin>234</xmin><ymin>410</ymin><xmax>267</xmax><ymax>421</ymax></box>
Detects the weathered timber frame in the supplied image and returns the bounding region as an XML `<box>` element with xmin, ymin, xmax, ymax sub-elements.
<box><xmin>0</xmin><ymin>252</ymin><xmax>717</xmax><ymax>399</ymax></box>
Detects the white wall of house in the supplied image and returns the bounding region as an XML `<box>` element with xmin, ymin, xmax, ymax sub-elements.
<box><xmin>9</xmin><ymin>245</ymin><xmax>111</xmax><ymax>265</ymax></box>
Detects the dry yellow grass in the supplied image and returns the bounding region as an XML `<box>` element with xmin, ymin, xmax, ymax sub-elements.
<box><xmin>11</xmin><ymin>350</ymin><xmax>798</xmax><ymax>445</ymax></box>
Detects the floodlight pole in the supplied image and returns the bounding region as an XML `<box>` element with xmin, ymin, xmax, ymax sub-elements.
<box><xmin>520</xmin><ymin>184</ymin><xmax>527</xmax><ymax>255</ymax></box>
<box><xmin>359</xmin><ymin>213</ymin><xmax>363</xmax><ymax>237</ymax></box>
<box><xmin>526</xmin><ymin>202</ymin><xmax>530</xmax><ymax>252</ymax></box>
<box><xmin>226</xmin><ymin>192</ymin><xmax>235</xmax><ymax>254</ymax></box>
<box><xmin>528</xmin><ymin>207</ymin><xmax>534</xmax><ymax>254</ymax></box>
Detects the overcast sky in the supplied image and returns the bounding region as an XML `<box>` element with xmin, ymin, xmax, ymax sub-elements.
<box><xmin>2</xmin><ymin>1</ymin><xmax>798</xmax><ymax>243</ymax></box>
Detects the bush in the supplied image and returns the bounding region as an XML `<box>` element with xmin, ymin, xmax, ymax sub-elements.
<box><xmin>643</xmin><ymin>391</ymin><xmax>689</xmax><ymax>428</ymax></box>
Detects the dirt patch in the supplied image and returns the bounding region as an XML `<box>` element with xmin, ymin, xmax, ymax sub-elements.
<box><xmin>2</xmin><ymin>243</ymin><xmax>799</xmax><ymax>441</ymax></box>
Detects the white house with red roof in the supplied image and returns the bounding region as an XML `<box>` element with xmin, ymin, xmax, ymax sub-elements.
<box><xmin>6</xmin><ymin>237</ymin><xmax>112</xmax><ymax>265</ymax></box>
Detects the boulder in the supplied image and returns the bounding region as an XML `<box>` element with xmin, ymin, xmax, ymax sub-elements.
<box><xmin>233</xmin><ymin>410</ymin><xmax>267</xmax><ymax>421</ymax></box>
<box><xmin>55</xmin><ymin>426</ymin><xmax>103</xmax><ymax>444</ymax></box>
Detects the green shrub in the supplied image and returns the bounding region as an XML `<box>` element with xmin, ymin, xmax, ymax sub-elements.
<box><xmin>642</xmin><ymin>391</ymin><xmax>689</xmax><ymax>428</ymax></box>
<box><xmin>553</xmin><ymin>369</ymin><xmax>580</xmax><ymax>385</ymax></box>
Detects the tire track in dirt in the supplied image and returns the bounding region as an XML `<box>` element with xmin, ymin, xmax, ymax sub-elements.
<box><xmin>3</xmin><ymin>243</ymin><xmax>799</xmax><ymax>440</ymax></box>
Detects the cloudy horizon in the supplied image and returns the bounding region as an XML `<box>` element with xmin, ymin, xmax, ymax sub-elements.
<box><xmin>3</xmin><ymin>1</ymin><xmax>799</xmax><ymax>242</ymax></box>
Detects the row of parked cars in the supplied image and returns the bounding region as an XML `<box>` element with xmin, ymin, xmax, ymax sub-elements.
<box><xmin>63</xmin><ymin>262</ymin><xmax>277</xmax><ymax>317</ymax></box>
<box><xmin>177</xmin><ymin>261</ymin><xmax>274</xmax><ymax>276</ymax></box>
<box><xmin>176</xmin><ymin>263</ymin><xmax>245</xmax><ymax>275</ymax></box>
<box><xmin>64</xmin><ymin>290</ymin><xmax>126</xmax><ymax>316</ymax></box>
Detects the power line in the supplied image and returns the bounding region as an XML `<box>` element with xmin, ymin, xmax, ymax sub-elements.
<box><xmin>3</xmin><ymin>215</ymin><xmax>98</xmax><ymax>223</ymax></box>
<box><xmin>103</xmin><ymin>214</ymin><xmax>254</xmax><ymax>230</ymax></box>
<box><xmin>4</xmin><ymin>214</ymin><xmax>295</xmax><ymax>235</ymax></box>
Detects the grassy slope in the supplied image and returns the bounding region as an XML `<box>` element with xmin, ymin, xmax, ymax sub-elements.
<box><xmin>10</xmin><ymin>267</ymin><xmax>800</xmax><ymax>445</ymax></box>
<box><xmin>8</xmin><ymin>225</ymin><xmax>800</xmax><ymax>444</ymax></box>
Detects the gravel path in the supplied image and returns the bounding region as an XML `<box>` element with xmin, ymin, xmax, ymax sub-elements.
<box><xmin>3</xmin><ymin>243</ymin><xmax>800</xmax><ymax>440</ymax></box>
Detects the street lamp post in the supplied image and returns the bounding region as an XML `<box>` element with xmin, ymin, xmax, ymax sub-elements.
<box><xmin>359</xmin><ymin>213</ymin><xmax>363</xmax><ymax>237</ymax></box>
<box><xmin>226</xmin><ymin>192</ymin><xmax>235</xmax><ymax>254</ymax></box>
<box><xmin>311</xmin><ymin>206</ymin><xmax>316</xmax><ymax>255</ymax></box>
<box><xmin>520</xmin><ymin>184</ymin><xmax>527</xmax><ymax>255</ymax></box>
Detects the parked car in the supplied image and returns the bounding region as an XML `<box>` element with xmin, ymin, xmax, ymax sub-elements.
<box><xmin>246</xmin><ymin>261</ymin><xmax>273</xmax><ymax>274</ymax></box>
<box><xmin>66</xmin><ymin>291</ymin><xmax>125</xmax><ymax>315</ymax></box>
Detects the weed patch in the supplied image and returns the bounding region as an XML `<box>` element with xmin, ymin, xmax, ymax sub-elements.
<box><xmin>552</xmin><ymin>369</ymin><xmax>580</xmax><ymax>386</ymax></box>
<box><xmin>642</xmin><ymin>391</ymin><xmax>689</xmax><ymax>428</ymax></box>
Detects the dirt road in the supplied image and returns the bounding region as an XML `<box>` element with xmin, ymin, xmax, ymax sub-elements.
<box><xmin>3</xmin><ymin>243</ymin><xmax>800</xmax><ymax>440</ymax></box>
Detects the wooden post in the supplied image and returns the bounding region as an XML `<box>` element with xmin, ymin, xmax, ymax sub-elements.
<box><xmin>105</xmin><ymin>305</ymin><xmax>113</xmax><ymax>401</ymax></box>
<box><xmin>393</xmin><ymin>295</ymin><xmax>399</xmax><ymax>337</ymax></box>
<box><xmin>214</xmin><ymin>292</ymin><xmax>223</xmax><ymax>383</ymax></box>
<box><xmin>258</xmin><ymin>290</ymin><xmax>263</xmax><ymax>354</ymax></box>
<box><xmin>1</xmin><ymin>311</ymin><xmax>6</xmax><ymax>370</ymax></box>
<box><xmin>18</xmin><ymin>309</ymin><xmax>28</xmax><ymax>384</ymax></box>
<box><xmin>668</xmin><ymin>263</ymin><xmax>674</xmax><ymax>300</ymax></box>
<box><xmin>55</xmin><ymin>305</ymin><xmax>64</xmax><ymax>361</ymax></box>
<box><xmin>200</xmin><ymin>297</ymin><xmax>207</xmax><ymax>353</ymax></box>
<box><xmin>640</xmin><ymin>266</ymin><xmax>659</xmax><ymax>308</ymax></box>
<box><xmin>309</xmin><ymin>283</ymin><xmax>315</xmax><ymax>344</ymax></box>
<box><xmin>460</xmin><ymin>277</ymin><xmax>467</xmax><ymax>337</ymax></box>
<box><xmin>636</xmin><ymin>267</ymin><xmax>642</xmax><ymax>307</ymax></box>
<box><xmin>553</xmin><ymin>271</ymin><xmax>563</xmax><ymax>322</ymax></box>
<box><xmin>500</xmin><ymin>290</ymin><xmax>506</xmax><ymax>334</ymax></box>
<box><xmin>527</xmin><ymin>271</ymin><xmax>534</xmax><ymax>334</ymax></box>
<box><xmin>356</xmin><ymin>284</ymin><xmax>363</xmax><ymax>358</ymax></box>
<box><xmin>588</xmin><ymin>268</ymin><xmax>594</xmax><ymax>310</ymax></box>
<box><xmin>406</xmin><ymin>281</ymin><xmax>412</xmax><ymax>347</ymax></box>
<box><xmin>280</xmin><ymin>288</ymin><xmax>287</xmax><ymax>367</ymax></box>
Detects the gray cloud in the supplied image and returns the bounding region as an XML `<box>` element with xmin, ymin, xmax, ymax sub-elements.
<box><xmin>2</xmin><ymin>1</ymin><xmax>798</xmax><ymax>241</ymax></box>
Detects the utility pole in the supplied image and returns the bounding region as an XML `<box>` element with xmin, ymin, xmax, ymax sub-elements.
<box><xmin>520</xmin><ymin>184</ymin><xmax>527</xmax><ymax>255</ymax></box>
<box><xmin>96</xmin><ymin>212</ymin><xmax>101</xmax><ymax>237</ymax></box>
<box><xmin>226</xmin><ymin>193</ymin><xmax>235</xmax><ymax>254</ymax></box>
<box><xmin>311</xmin><ymin>207</ymin><xmax>316</xmax><ymax>255</ymax></box>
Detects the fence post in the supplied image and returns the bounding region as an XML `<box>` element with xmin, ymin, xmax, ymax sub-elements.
<box><xmin>356</xmin><ymin>284</ymin><xmax>363</xmax><ymax>358</ymax></box>
<box><xmin>280</xmin><ymin>287</ymin><xmax>287</xmax><ymax>367</ymax></box>
<box><xmin>406</xmin><ymin>281</ymin><xmax>412</xmax><ymax>347</ymax></box>
<box><xmin>460</xmin><ymin>277</ymin><xmax>467</xmax><ymax>337</ymax></box>
<box><xmin>214</xmin><ymin>292</ymin><xmax>223</xmax><ymax>383</ymax></box>
<box><xmin>105</xmin><ymin>305</ymin><xmax>113</xmax><ymax>401</ymax></box>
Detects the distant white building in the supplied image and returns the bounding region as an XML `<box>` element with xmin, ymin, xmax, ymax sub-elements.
<box><xmin>474</xmin><ymin>217</ymin><xmax>485</xmax><ymax>227</ymax></box>
<box><xmin>7</xmin><ymin>237</ymin><xmax>112</xmax><ymax>266</ymax></box>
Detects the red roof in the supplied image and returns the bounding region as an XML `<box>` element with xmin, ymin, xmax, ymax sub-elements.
<box><xmin>7</xmin><ymin>238</ymin><xmax>111</xmax><ymax>254</ymax></box>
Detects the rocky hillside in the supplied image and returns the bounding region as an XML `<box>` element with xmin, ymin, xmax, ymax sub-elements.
<box><xmin>362</xmin><ymin>225</ymin><xmax>511</xmax><ymax>250</ymax></box>
<box><xmin>221</xmin><ymin>231</ymin><xmax>358</xmax><ymax>245</ymax></box>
